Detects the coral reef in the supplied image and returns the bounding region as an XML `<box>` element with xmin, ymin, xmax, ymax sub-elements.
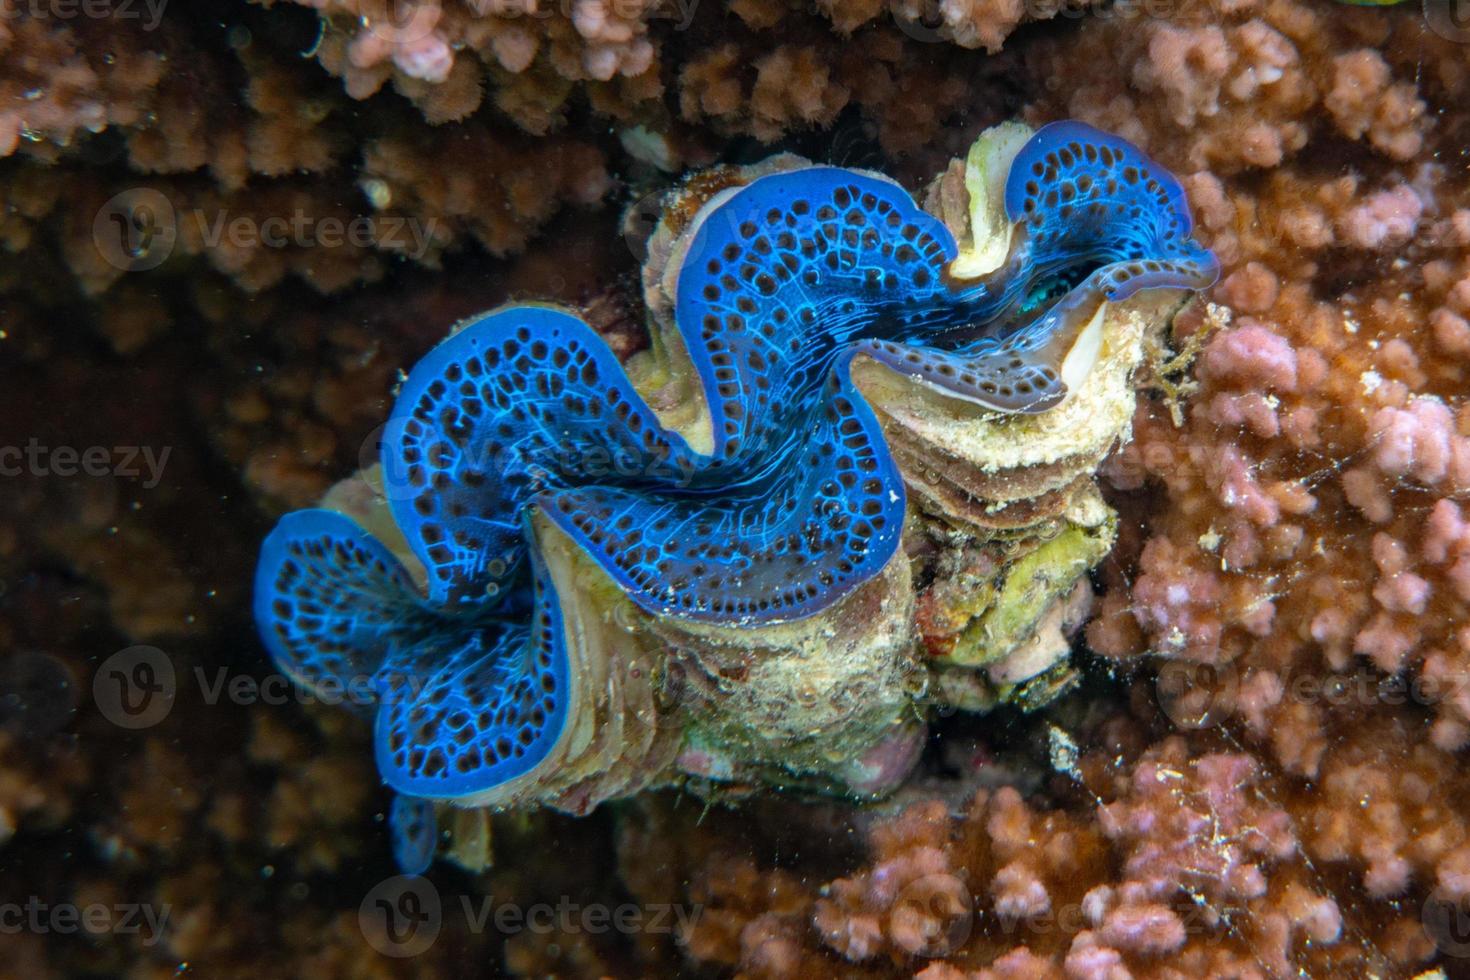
<box><xmin>0</xmin><ymin>3</ymin><xmax>611</xmax><ymax>303</ymax></box>
<box><xmin>278</xmin><ymin>0</ymin><xmax>1088</xmax><ymax>141</ymax></box>
<box><xmin>1061</xmin><ymin>0</ymin><xmax>1470</xmax><ymax>774</ymax></box>
<box><xmin>635</xmin><ymin>720</ymin><xmax>1437</xmax><ymax>976</ymax></box>
<box><xmin>4</xmin><ymin>0</ymin><xmax>1470</xmax><ymax>975</ymax></box>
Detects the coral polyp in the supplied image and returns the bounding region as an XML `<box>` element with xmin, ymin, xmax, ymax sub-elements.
<box><xmin>254</xmin><ymin>120</ymin><xmax>1216</xmax><ymax>870</ymax></box>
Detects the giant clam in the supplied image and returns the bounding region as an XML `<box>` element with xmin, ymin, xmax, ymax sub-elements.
<box><xmin>254</xmin><ymin>120</ymin><xmax>1217</xmax><ymax>871</ymax></box>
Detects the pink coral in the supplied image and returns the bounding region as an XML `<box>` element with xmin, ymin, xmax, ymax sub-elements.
<box><xmin>657</xmin><ymin>733</ymin><xmax>1365</xmax><ymax>976</ymax></box>
<box><xmin>1032</xmin><ymin>1</ymin><xmax>1429</xmax><ymax>174</ymax></box>
<box><xmin>813</xmin><ymin>800</ymin><xmax>974</xmax><ymax>960</ymax></box>
<box><xmin>1337</xmin><ymin>184</ymin><xmax>1425</xmax><ymax>249</ymax></box>
<box><xmin>9</xmin><ymin>0</ymin><xmax>1470</xmax><ymax>977</ymax></box>
<box><xmin>1324</xmin><ymin>49</ymin><xmax>1424</xmax><ymax>160</ymax></box>
<box><xmin>1099</xmin><ymin>746</ymin><xmax>1297</xmax><ymax>908</ymax></box>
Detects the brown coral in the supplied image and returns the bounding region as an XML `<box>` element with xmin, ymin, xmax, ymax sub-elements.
<box><xmin>5</xmin><ymin>0</ymin><xmax>1470</xmax><ymax>976</ymax></box>
<box><xmin>633</xmin><ymin>730</ymin><xmax>1423</xmax><ymax>977</ymax></box>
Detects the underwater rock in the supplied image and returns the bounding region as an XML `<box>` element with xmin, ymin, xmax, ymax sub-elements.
<box><xmin>254</xmin><ymin>119</ymin><xmax>1216</xmax><ymax>871</ymax></box>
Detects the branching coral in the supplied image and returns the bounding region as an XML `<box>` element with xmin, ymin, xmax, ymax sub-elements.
<box><xmin>1027</xmin><ymin>0</ymin><xmax>1431</xmax><ymax>174</ymax></box>
<box><xmin>1070</xmin><ymin>1</ymin><xmax>1470</xmax><ymax>776</ymax></box>
<box><xmin>6</xmin><ymin>0</ymin><xmax>1470</xmax><ymax>976</ymax></box>
<box><xmin>279</xmin><ymin>0</ymin><xmax>1086</xmax><ymax>147</ymax></box>
<box><xmin>0</xmin><ymin>5</ymin><xmax>167</xmax><ymax>160</ymax></box>
<box><xmin>0</xmin><ymin>5</ymin><xmax>611</xmax><ymax>305</ymax></box>
<box><xmin>652</xmin><ymin>731</ymin><xmax>1403</xmax><ymax>977</ymax></box>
